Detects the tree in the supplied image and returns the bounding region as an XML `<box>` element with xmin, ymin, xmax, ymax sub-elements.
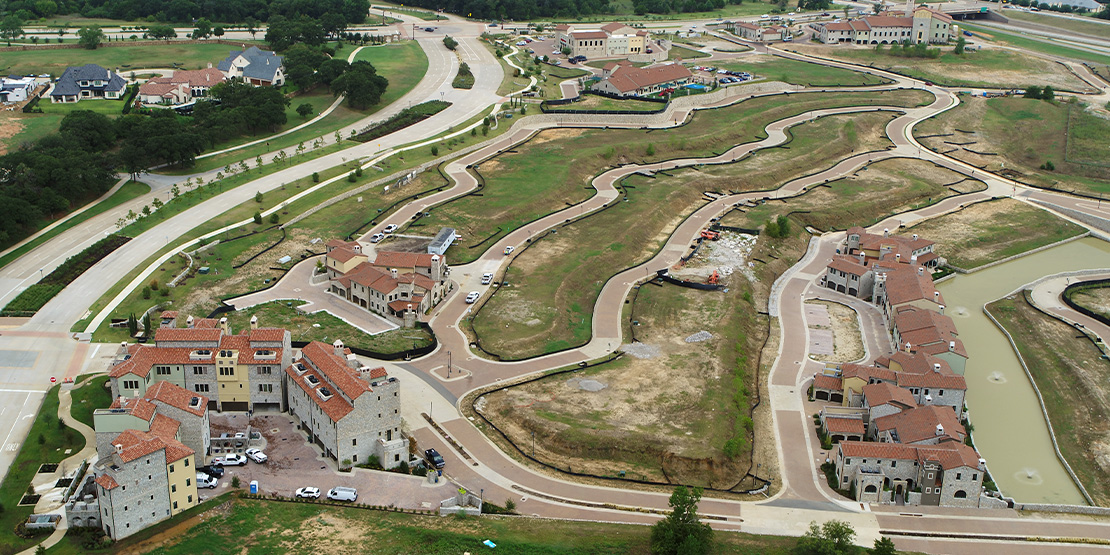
<box><xmin>1024</xmin><ymin>85</ymin><xmax>1042</xmax><ymax>99</ymax></box>
<box><xmin>871</xmin><ymin>536</ymin><xmax>897</xmax><ymax>555</ymax></box>
<box><xmin>443</xmin><ymin>35</ymin><xmax>458</xmax><ymax>50</ymax></box>
<box><xmin>321</xmin><ymin>12</ymin><xmax>347</xmax><ymax>38</ymax></box>
<box><xmin>77</xmin><ymin>25</ymin><xmax>104</xmax><ymax>49</ymax></box>
<box><xmin>317</xmin><ymin>58</ymin><xmax>350</xmax><ymax>87</ymax></box>
<box><xmin>193</xmin><ymin>18</ymin><xmax>212</xmax><ymax>39</ymax></box>
<box><xmin>214</xmin><ymin>26</ymin><xmax>225</xmax><ymax>38</ymax></box>
<box><xmin>650</xmin><ymin>486</ymin><xmax>713</xmax><ymax>555</ymax></box>
<box><xmin>253</xmin><ymin>212</ymin><xmax>263</xmax><ymax>224</ymax></box>
<box><xmin>330</xmin><ymin>61</ymin><xmax>389</xmax><ymax>109</ymax></box>
<box><xmin>127</xmin><ymin>313</ymin><xmax>138</xmax><ymax>337</ymax></box>
<box><xmin>1</xmin><ymin>15</ymin><xmax>24</xmax><ymax>42</ymax></box>
<box><xmin>141</xmin><ymin>312</ymin><xmax>152</xmax><ymax>334</ymax></box>
<box><xmin>1041</xmin><ymin>85</ymin><xmax>1055</xmax><ymax>101</ymax></box>
<box><xmin>954</xmin><ymin>35</ymin><xmax>966</xmax><ymax>55</ymax></box>
<box><xmin>245</xmin><ymin>17</ymin><xmax>259</xmax><ymax>38</ymax></box>
<box><xmin>255</xmin><ymin>191</ymin><xmax>264</xmax><ymax>203</ymax></box>
<box><xmin>269</xmin><ymin>213</ymin><xmax>279</xmax><ymax>224</ymax></box>
<box><xmin>148</xmin><ymin>24</ymin><xmax>177</xmax><ymax>40</ymax></box>
<box><xmin>297</xmin><ymin>103</ymin><xmax>314</xmax><ymax>118</ymax></box>
<box><xmin>794</xmin><ymin>520</ymin><xmax>859</xmax><ymax>555</ymax></box>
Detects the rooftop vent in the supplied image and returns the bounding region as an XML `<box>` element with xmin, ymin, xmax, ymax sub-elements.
<box><xmin>306</xmin><ymin>374</ymin><xmax>320</xmax><ymax>386</ymax></box>
<box><xmin>189</xmin><ymin>397</ymin><xmax>202</xmax><ymax>407</ymax></box>
<box><xmin>316</xmin><ymin>387</ymin><xmax>333</xmax><ymax>400</ymax></box>
<box><xmin>294</xmin><ymin>363</ymin><xmax>308</xmax><ymax>375</ymax></box>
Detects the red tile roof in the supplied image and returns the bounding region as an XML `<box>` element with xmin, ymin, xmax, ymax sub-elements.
<box><xmin>145</xmin><ymin>381</ymin><xmax>208</xmax><ymax>417</ymax></box>
<box><xmin>863</xmin><ymin>382</ymin><xmax>916</xmax><ymax>410</ymax></box>
<box><xmin>95</xmin><ymin>474</ymin><xmax>119</xmax><ymax>490</ymax></box>
<box><xmin>601</xmin><ymin>22</ymin><xmax>628</xmax><ymax>32</ymax></box>
<box><xmin>110</xmin><ymin>428</ymin><xmax>193</xmax><ymax>464</ymax></box>
<box><xmin>109</xmin><ymin>396</ymin><xmax>158</xmax><ymax>421</ymax></box>
<box><xmin>839</xmin><ymin>441</ymin><xmax>918</xmax><ymax>461</ymax></box>
<box><xmin>864</xmin><ymin>15</ymin><xmax>913</xmax><ymax>27</ymax></box>
<box><xmin>368</xmin><ymin>367</ymin><xmax>387</xmax><ymax>380</ymax></box>
<box><xmin>339</xmin><ymin>263</ymin><xmax>402</xmax><ymax>295</ymax></box>
<box><xmin>873</xmin><ymin>405</ymin><xmax>964</xmax><ymax>444</ymax></box>
<box><xmin>373</xmin><ymin>251</ymin><xmax>437</xmax><ymax>270</ymax></box>
<box><xmin>302</xmin><ymin>342</ymin><xmax>371</xmax><ymax>401</ymax></box>
<box><xmin>828</xmin><ymin>255</ymin><xmax>869</xmax><ymax>276</ymax></box>
<box><xmin>825</xmin><ymin>416</ymin><xmax>866</xmax><ymax>435</ymax></box>
<box><xmin>328</xmin><ymin>247</ymin><xmax>365</xmax><ymax>264</ymax></box>
<box><xmin>737</xmin><ymin>22</ymin><xmax>761</xmax><ymax>31</ymax></box>
<box><xmin>823</xmin><ymin>21</ymin><xmax>853</xmax><ymax>31</ymax></box>
<box><xmin>813</xmin><ymin>374</ymin><xmax>842</xmax><ymax>391</ymax></box>
<box><xmin>160</xmin><ymin>311</ymin><xmax>178</xmax><ymax>319</ymax></box>
<box><xmin>285</xmin><ymin>358</ymin><xmax>354</xmax><ymax>421</ymax></box>
<box><xmin>572</xmin><ymin>31</ymin><xmax>608</xmax><ymax>39</ymax></box>
<box><xmin>603</xmin><ymin>63</ymin><xmax>693</xmax><ymax>94</ymax></box>
<box><xmin>149</xmin><ymin>412</ymin><xmax>181</xmax><ymax>439</ymax></box>
<box><xmin>894</xmin><ymin>306</ymin><xmax>958</xmax><ymax>336</ymax></box>
<box><xmin>896</xmin><ymin>371</ymin><xmax>966</xmax><ymax>390</ymax></box>
<box><xmin>841</xmin><ymin>364</ymin><xmax>897</xmax><ymax>384</ymax></box>
<box><xmin>249</xmin><ymin>328</ymin><xmax>287</xmax><ymax>344</ymax></box>
<box><xmin>155</xmin><ymin>327</ymin><xmax>222</xmax><ymax>343</ymax></box>
<box><xmin>193</xmin><ymin>318</ymin><xmax>219</xmax><ymax>329</ymax></box>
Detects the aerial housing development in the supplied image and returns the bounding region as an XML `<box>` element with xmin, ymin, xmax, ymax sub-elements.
<box><xmin>1</xmin><ymin>1</ymin><xmax>1110</xmax><ymax>553</ymax></box>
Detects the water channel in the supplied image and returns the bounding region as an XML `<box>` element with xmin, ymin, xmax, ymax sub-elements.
<box><xmin>936</xmin><ymin>236</ymin><xmax>1110</xmax><ymax>505</ymax></box>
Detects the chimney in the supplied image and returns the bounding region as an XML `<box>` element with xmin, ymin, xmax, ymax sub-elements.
<box><xmin>939</xmin><ymin>304</ymin><xmax>945</xmax><ymax>315</ymax></box>
<box><xmin>912</xmin><ymin>234</ymin><xmax>919</xmax><ymax>241</ymax></box>
<box><xmin>917</xmin><ymin>266</ymin><xmax>924</xmax><ymax>276</ymax></box>
<box><xmin>949</xmin><ymin>340</ymin><xmax>955</xmax><ymax>352</ymax></box>
<box><xmin>390</xmin><ymin>268</ymin><xmax>398</xmax><ymax>280</ymax></box>
<box><xmin>911</xmin><ymin>255</ymin><xmax>918</xmax><ymax>264</ymax></box>
<box><xmin>905</xmin><ymin>342</ymin><xmax>912</xmax><ymax>352</ymax></box>
<box><xmin>883</xmin><ymin>228</ymin><xmax>890</xmax><ymax>237</ymax></box>
<box><xmin>934</xmin><ymin>291</ymin><xmax>940</xmax><ymax>301</ymax></box>
<box><xmin>186</xmin><ymin>315</ymin><xmax>195</xmax><ymax>328</ymax></box>
<box><xmin>858</xmin><ymin>253</ymin><xmax>866</xmax><ymax>265</ymax></box>
<box><xmin>979</xmin><ymin>458</ymin><xmax>987</xmax><ymax>470</ymax></box>
<box><xmin>936</xmin><ymin>423</ymin><xmax>944</xmax><ymax>436</ymax></box>
<box><xmin>333</xmin><ymin>339</ymin><xmax>345</xmax><ymax>357</ymax></box>
<box><xmin>249</xmin><ymin>315</ymin><xmax>258</xmax><ymax>330</ymax></box>
<box><xmin>896</xmin><ymin>253</ymin><xmax>901</xmax><ymax>263</ymax></box>
<box><xmin>219</xmin><ymin>317</ymin><xmax>229</xmax><ymax>334</ymax></box>
<box><xmin>925</xmin><ymin>394</ymin><xmax>933</xmax><ymax>405</ymax></box>
<box><xmin>934</xmin><ymin>363</ymin><xmax>941</xmax><ymax>372</ymax></box>
<box><xmin>114</xmin><ymin>443</ymin><xmax>124</xmax><ymax>455</ymax></box>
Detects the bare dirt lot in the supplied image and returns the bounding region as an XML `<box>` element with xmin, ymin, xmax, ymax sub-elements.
<box><xmin>806</xmin><ymin>300</ymin><xmax>865</xmax><ymax>363</ymax></box>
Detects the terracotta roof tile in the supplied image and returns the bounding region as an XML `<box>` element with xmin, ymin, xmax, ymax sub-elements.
<box><xmin>193</xmin><ymin>318</ymin><xmax>220</xmax><ymax>329</ymax></box>
<box><xmin>863</xmin><ymin>382</ymin><xmax>915</xmax><ymax>410</ymax></box>
<box><xmin>328</xmin><ymin>247</ymin><xmax>365</xmax><ymax>264</ymax></box>
<box><xmin>813</xmin><ymin>374</ymin><xmax>842</xmax><ymax>391</ymax></box>
<box><xmin>249</xmin><ymin>328</ymin><xmax>287</xmax><ymax>344</ymax></box>
<box><xmin>873</xmin><ymin>405</ymin><xmax>964</xmax><ymax>444</ymax></box>
<box><xmin>285</xmin><ymin>359</ymin><xmax>354</xmax><ymax>421</ymax></box>
<box><xmin>828</xmin><ymin>255</ymin><xmax>870</xmax><ymax>276</ymax></box>
<box><xmin>95</xmin><ymin>474</ymin><xmax>119</xmax><ymax>490</ymax></box>
<box><xmin>825</xmin><ymin>416</ymin><xmax>866</xmax><ymax>435</ymax></box>
<box><xmin>839</xmin><ymin>441</ymin><xmax>918</xmax><ymax>461</ymax></box>
<box><xmin>302</xmin><ymin>342</ymin><xmax>371</xmax><ymax>401</ymax></box>
<box><xmin>109</xmin><ymin>396</ymin><xmax>158</xmax><ymax>421</ymax></box>
<box><xmin>373</xmin><ymin>251</ymin><xmax>438</xmax><ymax>269</ymax></box>
<box><xmin>145</xmin><ymin>381</ymin><xmax>208</xmax><ymax>417</ymax></box>
<box><xmin>155</xmin><ymin>327</ymin><xmax>222</xmax><ymax>344</ymax></box>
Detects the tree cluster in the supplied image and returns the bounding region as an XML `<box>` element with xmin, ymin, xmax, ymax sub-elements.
<box><xmin>8</xmin><ymin>0</ymin><xmax>371</xmax><ymax>25</ymax></box>
<box><xmin>1023</xmin><ymin>85</ymin><xmax>1055</xmax><ymax>101</ymax></box>
<box><xmin>650</xmin><ymin>486</ymin><xmax>713</xmax><ymax>555</ymax></box>
<box><xmin>1007</xmin><ymin>0</ymin><xmax>1095</xmax><ymax>14</ymax></box>
<box><xmin>634</xmin><ymin>0</ymin><xmax>746</xmax><ymax>15</ymax></box>
<box><xmin>763</xmin><ymin>214</ymin><xmax>791</xmax><ymax>238</ymax></box>
<box><xmin>399</xmin><ymin>0</ymin><xmax>611</xmax><ymax>20</ymax></box>
<box><xmin>798</xmin><ymin>0</ymin><xmax>832</xmax><ymax>10</ymax></box>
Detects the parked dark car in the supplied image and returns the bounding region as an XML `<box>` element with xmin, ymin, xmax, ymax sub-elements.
<box><xmin>425</xmin><ymin>448</ymin><xmax>446</xmax><ymax>469</ymax></box>
<box><xmin>199</xmin><ymin>465</ymin><xmax>224</xmax><ymax>478</ymax></box>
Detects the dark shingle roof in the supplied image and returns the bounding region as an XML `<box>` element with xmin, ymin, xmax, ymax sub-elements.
<box><xmin>51</xmin><ymin>64</ymin><xmax>125</xmax><ymax>97</ymax></box>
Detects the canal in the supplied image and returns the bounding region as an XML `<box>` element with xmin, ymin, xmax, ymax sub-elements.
<box><xmin>937</xmin><ymin>236</ymin><xmax>1110</xmax><ymax>505</ymax></box>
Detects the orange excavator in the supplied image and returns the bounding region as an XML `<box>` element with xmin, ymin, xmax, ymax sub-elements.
<box><xmin>706</xmin><ymin>270</ymin><xmax>720</xmax><ymax>285</ymax></box>
<box><xmin>700</xmin><ymin>229</ymin><xmax>720</xmax><ymax>241</ymax></box>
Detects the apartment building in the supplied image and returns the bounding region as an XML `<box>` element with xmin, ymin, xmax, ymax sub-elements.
<box><xmin>835</xmin><ymin>441</ymin><xmax>985</xmax><ymax>507</ymax></box>
<box><xmin>555</xmin><ymin>22</ymin><xmax>648</xmax><ymax>58</ymax></box>
<box><xmin>284</xmin><ymin>340</ymin><xmax>409</xmax><ymax>468</ymax></box>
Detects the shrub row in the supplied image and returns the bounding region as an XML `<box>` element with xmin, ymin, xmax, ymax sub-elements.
<box><xmin>0</xmin><ymin>234</ymin><xmax>131</xmax><ymax>316</ymax></box>
<box><xmin>353</xmin><ymin>101</ymin><xmax>452</xmax><ymax>143</ymax></box>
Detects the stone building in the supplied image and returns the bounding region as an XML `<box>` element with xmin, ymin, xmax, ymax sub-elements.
<box><xmin>284</xmin><ymin>340</ymin><xmax>408</xmax><ymax>468</ymax></box>
<box><xmin>835</xmin><ymin>441</ymin><xmax>985</xmax><ymax>507</ymax></box>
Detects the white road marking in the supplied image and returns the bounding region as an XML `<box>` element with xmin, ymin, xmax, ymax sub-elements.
<box><xmin>0</xmin><ymin>393</ymin><xmax>32</xmax><ymax>454</ymax></box>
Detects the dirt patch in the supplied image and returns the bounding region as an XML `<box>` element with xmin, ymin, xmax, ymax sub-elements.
<box><xmin>0</xmin><ymin>113</ymin><xmax>26</xmax><ymax>155</ymax></box>
<box><xmin>806</xmin><ymin>300</ymin><xmax>865</xmax><ymax>363</ymax></box>
<box><xmin>116</xmin><ymin>499</ymin><xmax>234</xmax><ymax>555</ymax></box>
<box><xmin>528</xmin><ymin>128</ymin><xmax>586</xmax><ymax>145</ymax></box>
<box><xmin>1072</xmin><ymin>287</ymin><xmax>1110</xmax><ymax>319</ymax></box>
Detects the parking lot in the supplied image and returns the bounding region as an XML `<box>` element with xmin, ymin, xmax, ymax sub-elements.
<box><xmin>199</xmin><ymin>413</ymin><xmax>451</xmax><ymax>510</ymax></box>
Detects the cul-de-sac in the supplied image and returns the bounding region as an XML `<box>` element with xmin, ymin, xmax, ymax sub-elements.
<box><xmin>0</xmin><ymin>0</ymin><xmax>1109</xmax><ymax>552</ymax></box>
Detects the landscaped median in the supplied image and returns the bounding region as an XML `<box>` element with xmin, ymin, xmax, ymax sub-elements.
<box><xmin>1</xmin><ymin>236</ymin><xmax>131</xmax><ymax>317</ymax></box>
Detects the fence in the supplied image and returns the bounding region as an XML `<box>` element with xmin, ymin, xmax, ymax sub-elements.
<box><xmin>0</xmin><ymin>38</ymin><xmax>259</xmax><ymax>53</ymax></box>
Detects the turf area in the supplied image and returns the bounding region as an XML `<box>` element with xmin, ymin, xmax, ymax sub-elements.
<box><xmin>0</xmin><ymin>42</ymin><xmax>246</xmax><ymax>76</ymax></box>
<box><xmin>897</xmin><ymin>198</ymin><xmax>1086</xmax><ymax>270</ymax></box>
<box><xmin>714</xmin><ymin>55</ymin><xmax>888</xmax><ymax>87</ymax></box>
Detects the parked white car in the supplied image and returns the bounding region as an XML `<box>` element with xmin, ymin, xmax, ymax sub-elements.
<box><xmin>295</xmin><ymin>487</ymin><xmax>321</xmax><ymax>499</ymax></box>
<box><xmin>245</xmin><ymin>448</ymin><xmax>268</xmax><ymax>463</ymax></box>
<box><xmin>481</xmin><ymin>273</ymin><xmax>493</xmax><ymax>285</ymax></box>
<box><xmin>383</xmin><ymin>224</ymin><xmax>397</xmax><ymax>233</ymax></box>
<box><xmin>327</xmin><ymin>486</ymin><xmax>358</xmax><ymax>502</ymax></box>
<box><xmin>196</xmin><ymin>473</ymin><xmax>218</xmax><ymax>489</ymax></box>
<box><xmin>370</xmin><ymin>233</ymin><xmax>385</xmax><ymax>243</ymax></box>
<box><xmin>465</xmin><ymin>292</ymin><xmax>480</xmax><ymax>304</ymax></box>
<box><xmin>213</xmin><ymin>454</ymin><xmax>247</xmax><ymax>466</ymax></box>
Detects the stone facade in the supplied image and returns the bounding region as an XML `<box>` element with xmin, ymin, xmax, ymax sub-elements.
<box><xmin>96</xmin><ymin>447</ymin><xmax>173</xmax><ymax>541</ymax></box>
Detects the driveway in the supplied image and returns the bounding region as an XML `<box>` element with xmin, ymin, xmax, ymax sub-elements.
<box><xmin>201</xmin><ymin>413</ymin><xmax>450</xmax><ymax>510</ymax></box>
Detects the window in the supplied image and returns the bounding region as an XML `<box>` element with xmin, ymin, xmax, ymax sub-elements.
<box><xmin>927</xmin><ymin>472</ymin><xmax>934</xmax><ymax>479</ymax></box>
<box><xmin>123</xmin><ymin>380</ymin><xmax>139</xmax><ymax>390</ymax></box>
<box><xmin>258</xmin><ymin>366</ymin><xmax>272</xmax><ymax>375</ymax></box>
<box><xmin>185</xmin><ymin>459</ymin><xmax>189</xmax><ymax>467</ymax></box>
<box><xmin>169</xmin><ymin>464</ymin><xmax>174</xmax><ymax>473</ymax></box>
<box><xmin>925</xmin><ymin>487</ymin><xmax>932</xmax><ymax>494</ymax></box>
<box><xmin>352</xmin><ymin>439</ymin><xmax>357</xmax><ymax>446</ymax></box>
<box><xmin>188</xmin><ymin>495</ymin><xmax>193</xmax><ymax>503</ymax></box>
<box><xmin>219</xmin><ymin>350</ymin><xmax>232</xmax><ymax>357</ymax></box>
<box><xmin>891</xmin><ymin>461</ymin><xmax>896</xmax><ymax>468</ymax></box>
<box><xmin>972</xmin><ymin>473</ymin><xmax>978</xmax><ymax>481</ymax></box>
<box><xmin>186</xmin><ymin>478</ymin><xmax>191</xmax><ymax>487</ymax></box>
<box><xmin>156</xmin><ymin>366</ymin><xmax>171</xmax><ymax>375</ymax></box>
<box><xmin>395</xmin><ymin>454</ymin><xmax>400</xmax><ymax>462</ymax></box>
<box><xmin>173</xmin><ymin>501</ymin><xmax>178</xmax><ymax>510</ymax></box>
<box><xmin>219</xmin><ymin>367</ymin><xmax>234</xmax><ymax>376</ymax></box>
<box><xmin>195</xmin><ymin>384</ymin><xmax>210</xmax><ymax>393</ymax></box>
<box><xmin>193</xmin><ymin>366</ymin><xmax>206</xmax><ymax>375</ymax></box>
<box><xmin>172</xmin><ymin>484</ymin><xmax>177</xmax><ymax>493</ymax></box>
<box><xmin>258</xmin><ymin>384</ymin><xmax>273</xmax><ymax>393</ymax></box>
<box><xmin>353</xmin><ymin>455</ymin><xmax>357</xmax><ymax>462</ymax></box>
<box><xmin>939</xmin><ymin>390</ymin><xmax>944</xmax><ymax>396</ymax></box>
<box><xmin>956</xmin><ymin>473</ymin><xmax>962</xmax><ymax>480</ymax></box>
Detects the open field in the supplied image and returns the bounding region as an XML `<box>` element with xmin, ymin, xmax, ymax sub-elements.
<box><xmin>791</xmin><ymin>43</ymin><xmax>1092</xmax><ymax>91</ymax></box>
<box><xmin>0</xmin><ymin>386</ymin><xmax>85</xmax><ymax>555</ymax></box>
<box><xmin>961</xmin><ymin>22</ymin><xmax>1110</xmax><ymax>67</ymax></box>
<box><xmin>544</xmin><ymin>94</ymin><xmax>666</xmax><ymax>111</ymax></box>
<box><xmin>468</xmin><ymin>110</ymin><xmax>894</xmax><ymax>359</ymax></box>
<box><xmin>0</xmin><ymin>42</ymin><xmax>245</xmax><ymax>76</ymax></box>
<box><xmin>1000</xmin><ymin>11</ymin><xmax>1110</xmax><ymax>40</ymax></box>
<box><xmin>897</xmin><ymin>198</ymin><xmax>1086</xmax><ymax>269</ymax></box>
<box><xmin>70</xmin><ymin>375</ymin><xmax>112</xmax><ymax>429</ymax></box>
<box><xmin>720</xmin><ymin>158</ymin><xmax>987</xmax><ymax>232</ymax></box>
<box><xmin>913</xmin><ymin>96</ymin><xmax>1110</xmax><ymax>195</ymax></box>
<box><xmin>669</xmin><ymin>44</ymin><xmax>710</xmax><ymax>60</ymax></box>
<box><xmin>186</xmin><ymin>40</ymin><xmax>430</xmax><ymax>173</ymax></box>
<box><xmin>223</xmin><ymin>300</ymin><xmax>434</xmax><ymax>353</ymax></box>
<box><xmin>420</xmin><ymin>89</ymin><xmax>930</xmax><ymax>266</ymax></box>
<box><xmin>79</xmin><ymin>496</ymin><xmax>802</xmax><ymax>555</ymax></box>
<box><xmin>1069</xmin><ymin>284</ymin><xmax>1110</xmax><ymax>321</ymax></box>
<box><xmin>542</xmin><ymin>0</ymin><xmax>777</xmax><ymax>23</ymax></box>
<box><xmin>0</xmin><ymin>180</ymin><xmax>149</xmax><ymax>270</ymax></box>
<box><xmin>483</xmin><ymin>261</ymin><xmax>764</xmax><ymax>486</ymax></box>
<box><xmin>806</xmin><ymin>300</ymin><xmax>865</xmax><ymax>363</ymax></box>
<box><xmin>988</xmin><ymin>291</ymin><xmax>1110</xmax><ymax>506</ymax></box>
<box><xmin>713</xmin><ymin>55</ymin><xmax>889</xmax><ymax>87</ymax></box>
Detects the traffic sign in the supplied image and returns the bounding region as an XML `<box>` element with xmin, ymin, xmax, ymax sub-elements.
<box><xmin>49</xmin><ymin>376</ymin><xmax>56</xmax><ymax>384</ymax></box>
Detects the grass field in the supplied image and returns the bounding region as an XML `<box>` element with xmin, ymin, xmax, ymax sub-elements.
<box><xmin>913</xmin><ymin>96</ymin><xmax>1110</xmax><ymax>195</ymax></box>
<box><xmin>545</xmin><ymin>94</ymin><xmax>666</xmax><ymax>112</ymax></box>
<box><xmin>720</xmin><ymin>158</ymin><xmax>987</xmax><ymax>232</ymax></box>
<box><xmin>898</xmin><ymin>198</ymin><xmax>1085</xmax><ymax>269</ymax></box>
<box><xmin>0</xmin><ymin>42</ymin><xmax>245</xmax><ymax>76</ymax></box>
<box><xmin>469</xmin><ymin>109</ymin><xmax>900</xmax><ymax>359</ymax></box>
<box><xmin>988</xmin><ymin>291</ymin><xmax>1110</xmax><ymax>506</ymax></box>
<box><xmin>795</xmin><ymin>43</ymin><xmax>1091</xmax><ymax>91</ymax></box>
<box><xmin>962</xmin><ymin>22</ymin><xmax>1110</xmax><ymax>67</ymax></box>
<box><xmin>0</xmin><ymin>386</ymin><xmax>85</xmax><ymax>555</ymax></box>
<box><xmin>420</xmin><ymin>89</ymin><xmax>930</xmax><ymax>267</ymax></box>
<box><xmin>69</xmin><ymin>375</ymin><xmax>112</xmax><ymax>429</ymax></box>
<box><xmin>222</xmin><ymin>300</ymin><xmax>434</xmax><ymax>353</ymax></box>
<box><xmin>186</xmin><ymin>40</ymin><xmax>430</xmax><ymax>173</ymax></box>
<box><xmin>1000</xmin><ymin>10</ymin><xmax>1110</xmax><ymax>39</ymax></box>
<box><xmin>83</xmin><ymin>496</ymin><xmax>803</xmax><ymax>555</ymax></box>
<box><xmin>669</xmin><ymin>44</ymin><xmax>710</xmax><ymax>60</ymax></box>
<box><xmin>0</xmin><ymin>180</ymin><xmax>149</xmax><ymax>271</ymax></box>
<box><xmin>543</xmin><ymin>0</ymin><xmax>777</xmax><ymax>23</ymax></box>
<box><xmin>713</xmin><ymin>55</ymin><xmax>888</xmax><ymax>87</ymax></box>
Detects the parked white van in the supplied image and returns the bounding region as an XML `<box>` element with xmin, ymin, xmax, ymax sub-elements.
<box><xmin>327</xmin><ymin>486</ymin><xmax>358</xmax><ymax>501</ymax></box>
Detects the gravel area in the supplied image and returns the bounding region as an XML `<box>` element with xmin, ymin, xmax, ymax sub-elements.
<box><xmin>684</xmin><ymin>331</ymin><xmax>712</xmax><ymax>343</ymax></box>
<box><xmin>620</xmin><ymin>342</ymin><xmax>662</xmax><ymax>359</ymax></box>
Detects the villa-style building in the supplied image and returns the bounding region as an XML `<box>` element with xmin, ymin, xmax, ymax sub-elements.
<box><xmin>590</xmin><ymin>61</ymin><xmax>693</xmax><ymax>98</ymax></box>
<box><xmin>815</xmin><ymin>4</ymin><xmax>955</xmax><ymax>45</ymax></box>
<box><xmin>138</xmin><ymin>67</ymin><xmax>226</xmax><ymax>106</ymax></box>
<box><xmin>217</xmin><ymin>46</ymin><xmax>285</xmax><ymax>86</ymax></box>
<box><xmin>50</xmin><ymin>64</ymin><xmax>126</xmax><ymax>103</ymax></box>
<box><xmin>323</xmin><ymin>240</ymin><xmax>448</xmax><ymax>326</ymax></box>
<box><xmin>555</xmin><ymin>22</ymin><xmax>648</xmax><ymax>58</ymax></box>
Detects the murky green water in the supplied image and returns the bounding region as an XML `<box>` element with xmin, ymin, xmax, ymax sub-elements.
<box><xmin>936</xmin><ymin>237</ymin><xmax>1110</xmax><ymax>505</ymax></box>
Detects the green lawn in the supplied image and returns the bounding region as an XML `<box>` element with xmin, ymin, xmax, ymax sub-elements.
<box><xmin>1000</xmin><ymin>10</ymin><xmax>1110</xmax><ymax>39</ymax></box>
<box><xmin>184</xmin><ymin>40</ymin><xmax>430</xmax><ymax>173</ymax></box>
<box><xmin>223</xmin><ymin>301</ymin><xmax>434</xmax><ymax>353</ymax></box>
<box><xmin>419</xmin><ymin>88</ymin><xmax>931</xmax><ymax>266</ymax></box>
<box><xmin>669</xmin><ymin>44</ymin><xmax>710</xmax><ymax>60</ymax></box>
<box><xmin>897</xmin><ymin>198</ymin><xmax>1085</xmax><ymax>269</ymax></box>
<box><xmin>69</xmin><ymin>375</ymin><xmax>113</xmax><ymax>429</ymax></box>
<box><xmin>0</xmin><ymin>386</ymin><xmax>86</xmax><ymax>555</ymax></box>
<box><xmin>988</xmin><ymin>292</ymin><xmax>1110</xmax><ymax>507</ymax></box>
<box><xmin>962</xmin><ymin>22</ymin><xmax>1110</xmax><ymax>67</ymax></box>
<box><xmin>108</xmin><ymin>496</ymin><xmax>800</xmax><ymax>554</ymax></box>
<box><xmin>714</xmin><ymin>56</ymin><xmax>888</xmax><ymax>87</ymax></box>
<box><xmin>0</xmin><ymin>42</ymin><xmax>246</xmax><ymax>76</ymax></box>
<box><xmin>544</xmin><ymin>94</ymin><xmax>666</xmax><ymax>112</ymax></box>
<box><xmin>913</xmin><ymin>95</ymin><xmax>1110</xmax><ymax>195</ymax></box>
<box><xmin>723</xmin><ymin>158</ymin><xmax>986</xmax><ymax>232</ymax></box>
<box><xmin>37</xmin><ymin>98</ymin><xmax>127</xmax><ymax>116</ymax></box>
<box><xmin>544</xmin><ymin>0</ymin><xmax>777</xmax><ymax>23</ymax></box>
<box><xmin>0</xmin><ymin>180</ymin><xmax>149</xmax><ymax>271</ymax></box>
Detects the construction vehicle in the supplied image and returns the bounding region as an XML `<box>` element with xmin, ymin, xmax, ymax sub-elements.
<box><xmin>700</xmin><ymin>229</ymin><xmax>720</xmax><ymax>241</ymax></box>
<box><xmin>706</xmin><ymin>270</ymin><xmax>720</xmax><ymax>285</ymax></box>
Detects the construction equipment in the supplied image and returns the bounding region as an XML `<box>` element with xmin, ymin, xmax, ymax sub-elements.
<box><xmin>700</xmin><ymin>229</ymin><xmax>720</xmax><ymax>241</ymax></box>
<box><xmin>706</xmin><ymin>270</ymin><xmax>720</xmax><ymax>285</ymax></box>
